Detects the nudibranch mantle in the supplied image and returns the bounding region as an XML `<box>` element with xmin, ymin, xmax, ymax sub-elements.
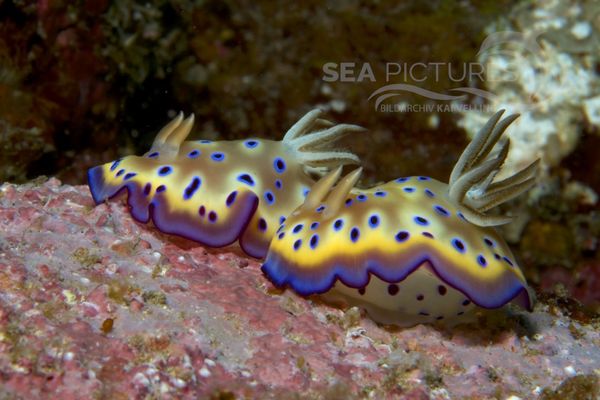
<box><xmin>87</xmin><ymin>110</ymin><xmax>364</xmax><ymax>258</ymax></box>
<box><xmin>262</xmin><ymin>111</ymin><xmax>538</xmax><ymax>326</ymax></box>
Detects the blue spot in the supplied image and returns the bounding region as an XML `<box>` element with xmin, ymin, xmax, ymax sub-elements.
<box><xmin>424</xmin><ymin>189</ymin><xmax>435</xmax><ymax>198</ymax></box>
<box><xmin>333</xmin><ymin>219</ymin><xmax>344</xmax><ymax>231</ymax></box>
<box><xmin>158</xmin><ymin>166</ymin><xmax>172</xmax><ymax>176</ymax></box>
<box><xmin>414</xmin><ymin>216</ymin><xmax>429</xmax><ymax>226</ymax></box>
<box><xmin>368</xmin><ymin>214</ymin><xmax>380</xmax><ymax>228</ymax></box>
<box><xmin>345</xmin><ymin>198</ymin><xmax>353</xmax><ymax>207</ymax></box>
<box><xmin>110</xmin><ymin>159</ymin><xmax>121</xmax><ymax>171</ymax></box>
<box><xmin>143</xmin><ymin>183</ymin><xmax>151</xmax><ymax>196</ymax></box>
<box><xmin>211</xmin><ymin>152</ymin><xmax>225</xmax><ymax>162</ymax></box>
<box><xmin>477</xmin><ymin>255</ymin><xmax>487</xmax><ymax>267</ymax></box>
<box><xmin>451</xmin><ymin>238</ymin><xmax>466</xmax><ymax>253</ymax></box>
<box><xmin>156</xmin><ymin>185</ymin><xmax>166</xmax><ymax>193</ymax></box>
<box><xmin>277</xmin><ymin>224</ymin><xmax>285</xmax><ymax>233</ymax></box>
<box><xmin>422</xmin><ymin>232</ymin><xmax>434</xmax><ymax>239</ymax></box>
<box><xmin>183</xmin><ymin>177</ymin><xmax>202</xmax><ymax>200</ymax></box>
<box><xmin>403</xmin><ymin>187</ymin><xmax>415</xmax><ymax>193</ymax></box>
<box><xmin>484</xmin><ymin>237</ymin><xmax>495</xmax><ymax>247</ymax></box>
<box><xmin>293</xmin><ymin>239</ymin><xmax>302</xmax><ymax>251</ymax></box>
<box><xmin>310</xmin><ymin>222</ymin><xmax>319</xmax><ymax>230</ymax></box>
<box><xmin>374</xmin><ymin>191</ymin><xmax>387</xmax><ymax>197</ymax></box>
<box><xmin>503</xmin><ymin>256</ymin><xmax>514</xmax><ymax>267</ymax></box>
<box><xmin>395</xmin><ymin>177</ymin><xmax>410</xmax><ymax>183</ymax></box>
<box><xmin>302</xmin><ymin>188</ymin><xmax>310</xmax><ymax>197</ymax></box>
<box><xmin>258</xmin><ymin>218</ymin><xmax>267</xmax><ymax>232</ymax></box>
<box><xmin>494</xmin><ymin>253</ymin><xmax>501</xmax><ymax>260</ymax></box>
<box><xmin>264</xmin><ymin>191</ymin><xmax>275</xmax><ymax>205</ymax></box>
<box><xmin>237</xmin><ymin>173</ymin><xmax>255</xmax><ymax>186</ymax></box>
<box><xmin>278</xmin><ymin>232</ymin><xmax>285</xmax><ymax>240</ymax></box>
<box><xmin>188</xmin><ymin>149</ymin><xmax>200</xmax><ymax>158</ymax></box>
<box><xmin>395</xmin><ymin>231</ymin><xmax>409</xmax><ymax>242</ymax></box>
<box><xmin>357</xmin><ymin>194</ymin><xmax>367</xmax><ymax>202</ymax></box>
<box><xmin>275</xmin><ymin>179</ymin><xmax>282</xmax><ymax>189</ymax></box>
<box><xmin>434</xmin><ymin>205</ymin><xmax>450</xmax><ymax>217</ymax></box>
<box><xmin>309</xmin><ymin>234</ymin><xmax>319</xmax><ymax>249</ymax></box>
<box><xmin>244</xmin><ymin>140</ymin><xmax>259</xmax><ymax>148</ymax></box>
<box><xmin>208</xmin><ymin>211</ymin><xmax>218</xmax><ymax>222</ymax></box>
<box><xmin>199</xmin><ymin>206</ymin><xmax>206</xmax><ymax>216</ymax></box>
<box><xmin>124</xmin><ymin>172</ymin><xmax>137</xmax><ymax>180</ymax></box>
<box><xmin>225</xmin><ymin>191</ymin><xmax>237</xmax><ymax>207</ymax></box>
<box><xmin>279</xmin><ymin>216</ymin><xmax>286</xmax><ymax>224</ymax></box>
<box><xmin>350</xmin><ymin>227</ymin><xmax>360</xmax><ymax>242</ymax></box>
<box><xmin>199</xmin><ymin>140</ymin><xmax>212</xmax><ymax>144</ymax></box>
<box><xmin>116</xmin><ymin>169</ymin><xmax>125</xmax><ymax>177</ymax></box>
<box><xmin>418</xmin><ymin>176</ymin><xmax>431</xmax><ymax>181</ymax></box>
<box><xmin>293</xmin><ymin>224</ymin><xmax>303</xmax><ymax>234</ymax></box>
<box><xmin>148</xmin><ymin>152</ymin><xmax>159</xmax><ymax>158</ymax></box>
<box><xmin>273</xmin><ymin>157</ymin><xmax>286</xmax><ymax>173</ymax></box>
<box><xmin>316</xmin><ymin>205</ymin><xmax>325</xmax><ymax>213</ymax></box>
<box><xmin>457</xmin><ymin>212</ymin><xmax>467</xmax><ymax>221</ymax></box>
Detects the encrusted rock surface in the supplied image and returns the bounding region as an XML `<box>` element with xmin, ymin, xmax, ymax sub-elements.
<box><xmin>0</xmin><ymin>179</ymin><xmax>598</xmax><ymax>399</ymax></box>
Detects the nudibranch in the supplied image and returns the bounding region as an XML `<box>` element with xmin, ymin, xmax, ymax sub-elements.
<box><xmin>87</xmin><ymin>110</ymin><xmax>364</xmax><ymax>258</ymax></box>
<box><xmin>262</xmin><ymin>110</ymin><xmax>539</xmax><ymax>326</ymax></box>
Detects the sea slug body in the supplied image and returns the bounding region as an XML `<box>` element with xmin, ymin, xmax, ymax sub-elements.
<box><xmin>87</xmin><ymin>110</ymin><xmax>364</xmax><ymax>258</ymax></box>
<box><xmin>261</xmin><ymin>110</ymin><xmax>539</xmax><ymax>326</ymax></box>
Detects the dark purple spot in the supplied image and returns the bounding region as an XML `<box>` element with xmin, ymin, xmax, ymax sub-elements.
<box><xmin>156</xmin><ymin>185</ymin><xmax>166</xmax><ymax>193</ymax></box>
<box><xmin>345</xmin><ymin>198</ymin><xmax>353</xmax><ymax>206</ymax></box>
<box><xmin>275</xmin><ymin>179</ymin><xmax>282</xmax><ymax>189</ymax></box>
<box><xmin>258</xmin><ymin>218</ymin><xmax>267</xmax><ymax>232</ymax></box>
<box><xmin>414</xmin><ymin>216</ymin><xmax>429</xmax><ymax>226</ymax></box>
<box><xmin>438</xmin><ymin>285</ymin><xmax>447</xmax><ymax>295</ymax></box>
<box><xmin>451</xmin><ymin>238</ymin><xmax>466</xmax><ymax>253</ymax></box>
<box><xmin>264</xmin><ymin>191</ymin><xmax>275</xmax><ymax>205</ymax></box>
<box><xmin>477</xmin><ymin>255</ymin><xmax>487</xmax><ymax>267</ymax></box>
<box><xmin>158</xmin><ymin>166</ymin><xmax>172</xmax><ymax>176</ymax></box>
<box><xmin>457</xmin><ymin>311</ymin><xmax>465</xmax><ymax>316</ymax></box>
<box><xmin>368</xmin><ymin>214</ymin><xmax>380</xmax><ymax>228</ymax></box>
<box><xmin>358</xmin><ymin>288</ymin><xmax>366</xmax><ymax>295</ymax></box>
<box><xmin>187</xmin><ymin>149</ymin><xmax>200</xmax><ymax>158</ymax></box>
<box><xmin>484</xmin><ymin>237</ymin><xmax>495</xmax><ymax>247</ymax></box>
<box><xmin>210</xmin><ymin>152</ymin><xmax>225</xmax><ymax>162</ymax></box>
<box><xmin>462</xmin><ymin>299</ymin><xmax>471</xmax><ymax>306</ymax></box>
<box><xmin>503</xmin><ymin>256</ymin><xmax>514</xmax><ymax>266</ymax></box>
<box><xmin>273</xmin><ymin>157</ymin><xmax>286</xmax><ymax>173</ymax></box>
<box><xmin>422</xmin><ymin>232</ymin><xmax>434</xmax><ymax>239</ymax></box>
<box><xmin>395</xmin><ymin>177</ymin><xmax>410</xmax><ymax>183</ymax></box>
<box><xmin>387</xmin><ymin>284</ymin><xmax>399</xmax><ymax>295</ymax></box>
<box><xmin>457</xmin><ymin>212</ymin><xmax>466</xmax><ymax>221</ymax></box>
<box><xmin>416</xmin><ymin>294</ymin><xmax>424</xmax><ymax>301</ymax></box>
<box><xmin>199</xmin><ymin>205</ymin><xmax>206</xmax><ymax>216</ymax></box>
<box><xmin>293</xmin><ymin>224</ymin><xmax>303</xmax><ymax>234</ymax></box>
<box><xmin>333</xmin><ymin>219</ymin><xmax>344</xmax><ymax>231</ymax></box>
<box><xmin>124</xmin><ymin>172</ymin><xmax>137</xmax><ymax>180</ymax></box>
<box><xmin>116</xmin><ymin>169</ymin><xmax>125</xmax><ymax>177</ymax></box>
<box><xmin>279</xmin><ymin>216</ymin><xmax>286</xmax><ymax>224</ymax></box>
<box><xmin>278</xmin><ymin>232</ymin><xmax>285</xmax><ymax>240</ymax></box>
<box><xmin>293</xmin><ymin>239</ymin><xmax>302</xmax><ymax>251</ymax></box>
<box><xmin>244</xmin><ymin>140</ymin><xmax>258</xmax><ymax>148</ymax></box>
<box><xmin>143</xmin><ymin>183</ymin><xmax>152</xmax><ymax>196</ymax></box>
<box><xmin>226</xmin><ymin>191</ymin><xmax>237</xmax><ymax>207</ymax></box>
<box><xmin>357</xmin><ymin>194</ymin><xmax>367</xmax><ymax>202</ymax></box>
<box><xmin>183</xmin><ymin>177</ymin><xmax>201</xmax><ymax>200</ymax></box>
<box><xmin>316</xmin><ymin>205</ymin><xmax>325</xmax><ymax>213</ymax></box>
<box><xmin>395</xmin><ymin>231</ymin><xmax>410</xmax><ymax>242</ymax></box>
<box><xmin>436</xmin><ymin>316</ymin><xmax>444</xmax><ymax>320</ymax></box>
<box><xmin>350</xmin><ymin>227</ymin><xmax>360</xmax><ymax>242</ymax></box>
<box><xmin>494</xmin><ymin>253</ymin><xmax>501</xmax><ymax>260</ymax></box>
<box><xmin>237</xmin><ymin>173</ymin><xmax>255</xmax><ymax>186</ymax></box>
<box><xmin>374</xmin><ymin>191</ymin><xmax>387</xmax><ymax>197</ymax></box>
<box><xmin>309</xmin><ymin>234</ymin><xmax>319</xmax><ymax>249</ymax></box>
<box><xmin>148</xmin><ymin>152</ymin><xmax>159</xmax><ymax>158</ymax></box>
<box><xmin>110</xmin><ymin>159</ymin><xmax>121</xmax><ymax>171</ymax></box>
<box><xmin>310</xmin><ymin>222</ymin><xmax>319</xmax><ymax>230</ymax></box>
<box><xmin>434</xmin><ymin>205</ymin><xmax>450</xmax><ymax>217</ymax></box>
<box><xmin>199</xmin><ymin>140</ymin><xmax>212</xmax><ymax>144</ymax></box>
<box><xmin>419</xmin><ymin>311</ymin><xmax>430</xmax><ymax>316</ymax></box>
<box><xmin>403</xmin><ymin>187</ymin><xmax>415</xmax><ymax>193</ymax></box>
<box><xmin>424</xmin><ymin>189</ymin><xmax>435</xmax><ymax>198</ymax></box>
<box><xmin>418</xmin><ymin>176</ymin><xmax>431</xmax><ymax>181</ymax></box>
<box><xmin>208</xmin><ymin>211</ymin><xmax>217</xmax><ymax>222</ymax></box>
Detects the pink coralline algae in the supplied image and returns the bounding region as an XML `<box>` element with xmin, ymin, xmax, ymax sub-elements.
<box><xmin>0</xmin><ymin>178</ymin><xmax>598</xmax><ymax>399</ymax></box>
